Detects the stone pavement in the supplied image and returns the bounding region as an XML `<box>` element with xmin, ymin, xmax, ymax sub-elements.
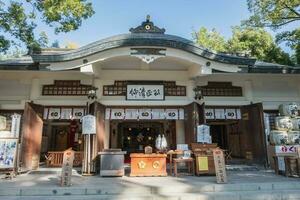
<box><xmin>0</xmin><ymin>168</ymin><xmax>299</xmax><ymax>200</ymax></box>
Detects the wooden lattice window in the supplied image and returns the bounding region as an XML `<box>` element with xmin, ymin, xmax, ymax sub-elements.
<box><xmin>103</xmin><ymin>81</ymin><xmax>186</xmax><ymax>96</ymax></box>
<box><xmin>164</xmin><ymin>81</ymin><xmax>186</xmax><ymax>96</ymax></box>
<box><xmin>200</xmin><ymin>82</ymin><xmax>242</xmax><ymax>97</ymax></box>
<box><xmin>42</xmin><ymin>80</ymin><xmax>92</xmax><ymax>96</ymax></box>
<box><xmin>103</xmin><ymin>81</ymin><xmax>127</xmax><ymax>96</ymax></box>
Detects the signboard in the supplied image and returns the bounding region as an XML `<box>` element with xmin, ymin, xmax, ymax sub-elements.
<box><xmin>11</xmin><ymin>114</ymin><xmax>21</xmax><ymax>138</ymax></box>
<box><xmin>61</xmin><ymin>149</ymin><xmax>75</xmax><ymax>187</ymax></box>
<box><xmin>0</xmin><ymin>115</ymin><xmax>6</xmax><ymax>130</ymax></box>
<box><xmin>82</xmin><ymin>115</ymin><xmax>96</xmax><ymax>134</ymax></box>
<box><xmin>275</xmin><ymin>145</ymin><xmax>299</xmax><ymax>156</ymax></box>
<box><xmin>126</xmin><ymin>85</ymin><xmax>164</xmax><ymax>100</ymax></box>
<box><xmin>213</xmin><ymin>149</ymin><xmax>227</xmax><ymax>183</ymax></box>
<box><xmin>0</xmin><ymin>139</ymin><xmax>18</xmax><ymax>169</ymax></box>
<box><xmin>197</xmin><ymin>125</ymin><xmax>211</xmax><ymax>143</ymax></box>
<box><xmin>198</xmin><ymin>156</ymin><xmax>209</xmax><ymax>171</ymax></box>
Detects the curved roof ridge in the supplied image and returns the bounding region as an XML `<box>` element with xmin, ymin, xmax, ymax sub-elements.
<box><xmin>31</xmin><ymin>33</ymin><xmax>256</xmax><ymax>65</ymax></box>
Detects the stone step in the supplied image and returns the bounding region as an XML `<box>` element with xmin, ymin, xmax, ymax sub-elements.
<box><xmin>1</xmin><ymin>190</ymin><xmax>300</xmax><ymax>200</ymax></box>
<box><xmin>1</xmin><ymin>181</ymin><xmax>300</xmax><ymax>196</ymax></box>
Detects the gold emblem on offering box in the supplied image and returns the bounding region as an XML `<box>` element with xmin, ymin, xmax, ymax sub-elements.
<box><xmin>138</xmin><ymin>161</ymin><xmax>146</xmax><ymax>169</ymax></box>
<box><xmin>152</xmin><ymin>161</ymin><xmax>160</xmax><ymax>169</ymax></box>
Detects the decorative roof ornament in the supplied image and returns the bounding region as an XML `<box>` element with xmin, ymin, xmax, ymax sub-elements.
<box><xmin>129</xmin><ymin>15</ymin><xmax>166</xmax><ymax>34</ymax></box>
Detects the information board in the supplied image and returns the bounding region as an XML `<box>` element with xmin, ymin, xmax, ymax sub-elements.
<box><xmin>82</xmin><ymin>115</ymin><xmax>96</xmax><ymax>135</ymax></box>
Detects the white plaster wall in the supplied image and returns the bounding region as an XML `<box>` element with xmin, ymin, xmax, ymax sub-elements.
<box><xmin>0</xmin><ymin>69</ymin><xmax>300</xmax><ymax>111</ymax></box>
<box><xmin>195</xmin><ymin>73</ymin><xmax>300</xmax><ymax>110</ymax></box>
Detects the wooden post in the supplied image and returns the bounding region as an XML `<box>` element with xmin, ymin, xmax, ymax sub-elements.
<box><xmin>213</xmin><ymin>148</ymin><xmax>227</xmax><ymax>184</ymax></box>
<box><xmin>61</xmin><ymin>148</ymin><xmax>75</xmax><ymax>186</ymax></box>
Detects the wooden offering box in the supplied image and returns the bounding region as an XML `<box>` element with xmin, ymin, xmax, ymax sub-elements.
<box><xmin>130</xmin><ymin>153</ymin><xmax>167</xmax><ymax>177</ymax></box>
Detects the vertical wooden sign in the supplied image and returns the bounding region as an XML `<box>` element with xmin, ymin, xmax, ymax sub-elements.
<box><xmin>61</xmin><ymin>148</ymin><xmax>75</xmax><ymax>187</ymax></box>
<box><xmin>213</xmin><ymin>148</ymin><xmax>227</xmax><ymax>184</ymax></box>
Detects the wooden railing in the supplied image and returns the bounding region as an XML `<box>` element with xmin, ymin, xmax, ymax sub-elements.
<box><xmin>45</xmin><ymin>151</ymin><xmax>84</xmax><ymax>167</ymax></box>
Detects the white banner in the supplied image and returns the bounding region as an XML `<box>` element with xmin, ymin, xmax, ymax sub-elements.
<box><xmin>105</xmin><ymin>108</ymin><xmax>111</xmax><ymax>120</ymax></box>
<box><xmin>111</xmin><ymin>109</ymin><xmax>125</xmax><ymax>120</ymax></box>
<box><xmin>225</xmin><ymin>109</ymin><xmax>236</xmax><ymax>119</ymax></box>
<box><xmin>236</xmin><ymin>109</ymin><xmax>241</xmax><ymax>119</ymax></box>
<box><xmin>138</xmin><ymin>109</ymin><xmax>152</xmax><ymax>120</ymax></box>
<box><xmin>205</xmin><ymin>109</ymin><xmax>215</xmax><ymax>119</ymax></box>
<box><xmin>61</xmin><ymin>108</ymin><xmax>72</xmax><ymax>119</ymax></box>
<box><xmin>152</xmin><ymin>109</ymin><xmax>166</xmax><ymax>120</ymax></box>
<box><xmin>215</xmin><ymin>109</ymin><xmax>225</xmax><ymax>119</ymax></box>
<box><xmin>82</xmin><ymin>115</ymin><xmax>96</xmax><ymax>134</ymax></box>
<box><xmin>165</xmin><ymin>109</ymin><xmax>178</xmax><ymax>120</ymax></box>
<box><xmin>125</xmin><ymin>109</ymin><xmax>139</xmax><ymax>120</ymax></box>
<box><xmin>179</xmin><ymin>108</ymin><xmax>185</xmax><ymax>120</ymax></box>
<box><xmin>48</xmin><ymin>108</ymin><xmax>61</xmax><ymax>119</ymax></box>
<box><xmin>127</xmin><ymin>85</ymin><xmax>164</xmax><ymax>100</ymax></box>
<box><xmin>72</xmin><ymin>108</ymin><xmax>85</xmax><ymax>119</ymax></box>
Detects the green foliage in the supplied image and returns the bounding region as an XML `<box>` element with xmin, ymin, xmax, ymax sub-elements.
<box><xmin>0</xmin><ymin>0</ymin><xmax>94</xmax><ymax>53</ymax></box>
<box><xmin>193</xmin><ymin>26</ymin><xmax>294</xmax><ymax>65</ymax></box>
<box><xmin>244</xmin><ymin>0</ymin><xmax>300</xmax><ymax>64</ymax></box>
<box><xmin>245</xmin><ymin>0</ymin><xmax>300</xmax><ymax>28</ymax></box>
<box><xmin>227</xmin><ymin>27</ymin><xmax>273</xmax><ymax>60</ymax></box>
<box><xmin>192</xmin><ymin>27</ymin><xmax>227</xmax><ymax>52</ymax></box>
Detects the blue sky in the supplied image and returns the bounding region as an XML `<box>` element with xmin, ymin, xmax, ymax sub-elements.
<box><xmin>34</xmin><ymin>0</ymin><xmax>296</xmax><ymax>52</ymax></box>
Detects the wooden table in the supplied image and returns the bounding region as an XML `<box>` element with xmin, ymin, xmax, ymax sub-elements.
<box><xmin>130</xmin><ymin>153</ymin><xmax>167</xmax><ymax>177</ymax></box>
<box><xmin>167</xmin><ymin>150</ymin><xmax>184</xmax><ymax>175</ymax></box>
<box><xmin>173</xmin><ymin>158</ymin><xmax>195</xmax><ymax>177</ymax></box>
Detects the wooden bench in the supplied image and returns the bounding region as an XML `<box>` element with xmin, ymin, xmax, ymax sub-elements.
<box><xmin>45</xmin><ymin>151</ymin><xmax>83</xmax><ymax>167</ymax></box>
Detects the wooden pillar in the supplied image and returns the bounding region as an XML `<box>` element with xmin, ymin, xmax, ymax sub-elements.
<box><xmin>21</xmin><ymin>102</ymin><xmax>43</xmax><ymax>171</ymax></box>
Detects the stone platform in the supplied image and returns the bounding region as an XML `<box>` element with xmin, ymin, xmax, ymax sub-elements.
<box><xmin>0</xmin><ymin>168</ymin><xmax>299</xmax><ymax>200</ymax></box>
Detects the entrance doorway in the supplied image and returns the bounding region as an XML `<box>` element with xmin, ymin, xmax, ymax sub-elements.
<box><xmin>208</xmin><ymin>121</ymin><xmax>243</xmax><ymax>160</ymax></box>
<box><xmin>110</xmin><ymin>121</ymin><xmax>176</xmax><ymax>154</ymax></box>
<box><xmin>210</xmin><ymin>124</ymin><xmax>228</xmax><ymax>150</ymax></box>
<box><xmin>120</xmin><ymin>122</ymin><xmax>163</xmax><ymax>154</ymax></box>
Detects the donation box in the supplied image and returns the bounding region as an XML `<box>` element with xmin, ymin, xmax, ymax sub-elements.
<box><xmin>130</xmin><ymin>153</ymin><xmax>167</xmax><ymax>177</ymax></box>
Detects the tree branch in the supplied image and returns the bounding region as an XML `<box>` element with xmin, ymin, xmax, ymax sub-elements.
<box><xmin>282</xmin><ymin>2</ymin><xmax>300</xmax><ymax>17</ymax></box>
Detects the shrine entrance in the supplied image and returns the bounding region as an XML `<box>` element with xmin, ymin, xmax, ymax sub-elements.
<box><xmin>110</xmin><ymin>121</ymin><xmax>176</xmax><ymax>156</ymax></box>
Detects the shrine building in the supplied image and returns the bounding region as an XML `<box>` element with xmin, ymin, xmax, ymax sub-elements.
<box><xmin>0</xmin><ymin>16</ymin><xmax>300</xmax><ymax>171</ymax></box>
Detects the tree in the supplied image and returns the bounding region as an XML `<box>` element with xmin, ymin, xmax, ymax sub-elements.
<box><xmin>244</xmin><ymin>0</ymin><xmax>300</xmax><ymax>64</ymax></box>
<box><xmin>227</xmin><ymin>26</ymin><xmax>294</xmax><ymax>65</ymax></box>
<box><xmin>0</xmin><ymin>0</ymin><xmax>94</xmax><ymax>52</ymax></box>
<box><xmin>192</xmin><ymin>27</ymin><xmax>227</xmax><ymax>52</ymax></box>
<box><xmin>245</xmin><ymin>0</ymin><xmax>300</xmax><ymax>29</ymax></box>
